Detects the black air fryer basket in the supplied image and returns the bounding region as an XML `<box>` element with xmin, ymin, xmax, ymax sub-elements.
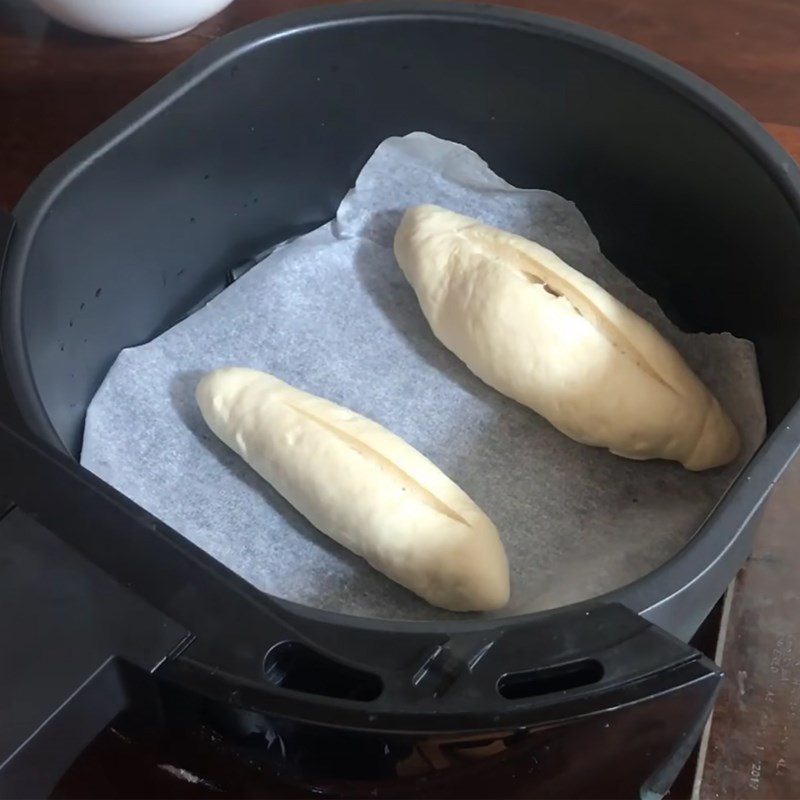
<box><xmin>2</xmin><ymin>4</ymin><xmax>800</xmax><ymax>798</ymax></box>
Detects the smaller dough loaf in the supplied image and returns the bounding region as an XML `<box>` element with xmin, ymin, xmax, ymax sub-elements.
<box><xmin>196</xmin><ymin>368</ymin><xmax>509</xmax><ymax>611</ymax></box>
<box><xmin>394</xmin><ymin>205</ymin><xmax>740</xmax><ymax>471</ymax></box>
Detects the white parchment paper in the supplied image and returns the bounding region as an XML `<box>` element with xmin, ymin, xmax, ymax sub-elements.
<box><xmin>81</xmin><ymin>133</ymin><xmax>766</xmax><ymax>620</ymax></box>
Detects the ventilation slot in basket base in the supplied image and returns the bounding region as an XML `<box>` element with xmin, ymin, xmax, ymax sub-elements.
<box><xmin>264</xmin><ymin>641</ymin><xmax>382</xmax><ymax>702</ymax></box>
<box><xmin>498</xmin><ymin>658</ymin><xmax>604</xmax><ymax>700</ymax></box>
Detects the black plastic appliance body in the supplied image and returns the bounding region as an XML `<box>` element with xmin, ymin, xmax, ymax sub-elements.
<box><xmin>2</xmin><ymin>3</ymin><xmax>800</xmax><ymax>797</ymax></box>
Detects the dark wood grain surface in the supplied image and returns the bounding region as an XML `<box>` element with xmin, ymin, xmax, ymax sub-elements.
<box><xmin>3</xmin><ymin>1</ymin><xmax>800</xmax><ymax>798</ymax></box>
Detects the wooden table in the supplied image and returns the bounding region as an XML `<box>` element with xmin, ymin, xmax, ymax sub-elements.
<box><xmin>2</xmin><ymin>1</ymin><xmax>800</xmax><ymax>797</ymax></box>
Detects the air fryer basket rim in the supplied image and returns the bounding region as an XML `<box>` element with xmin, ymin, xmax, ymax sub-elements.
<box><xmin>3</xmin><ymin>0</ymin><xmax>800</xmax><ymax>635</ymax></box>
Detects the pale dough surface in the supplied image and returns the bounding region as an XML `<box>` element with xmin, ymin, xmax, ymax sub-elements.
<box><xmin>196</xmin><ymin>367</ymin><xmax>510</xmax><ymax>611</ymax></box>
<box><xmin>395</xmin><ymin>205</ymin><xmax>740</xmax><ymax>471</ymax></box>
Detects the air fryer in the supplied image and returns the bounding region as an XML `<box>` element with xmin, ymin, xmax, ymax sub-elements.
<box><xmin>2</xmin><ymin>3</ymin><xmax>800</xmax><ymax>798</ymax></box>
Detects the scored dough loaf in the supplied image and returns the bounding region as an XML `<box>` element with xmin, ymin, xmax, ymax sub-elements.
<box><xmin>394</xmin><ymin>204</ymin><xmax>740</xmax><ymax>471</ymax></box>
<box><xmin>196</xmin><ymin>367</ymin><xmax>510</xmax><ymax>611</ymax></box>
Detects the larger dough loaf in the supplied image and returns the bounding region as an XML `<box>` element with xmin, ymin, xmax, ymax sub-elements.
<box><xmin>394</xmin><ymin>205</ymin><xmax>740</xmax><ymax>471</ymax></box>
<box><xmin>196</xmin><ymin>367</ymin><xmax>509</xmax><ymax>611</ymax></box>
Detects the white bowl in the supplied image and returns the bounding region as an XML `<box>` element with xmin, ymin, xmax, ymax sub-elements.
<box><xmin>31</xmin><ymin>0</ymin><xmax>236</xmax><ymax>42</ymax></box>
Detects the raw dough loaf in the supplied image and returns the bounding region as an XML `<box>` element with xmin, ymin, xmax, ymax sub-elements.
<box><xmin>394</xmin><ymin>205</ymin><xmax>740</xmax><ymax>471</ymax></box>
<box><xmin>196</xmin><ymin>367</ymin><xmax>510</xmax><ymax>611</ymax></box>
